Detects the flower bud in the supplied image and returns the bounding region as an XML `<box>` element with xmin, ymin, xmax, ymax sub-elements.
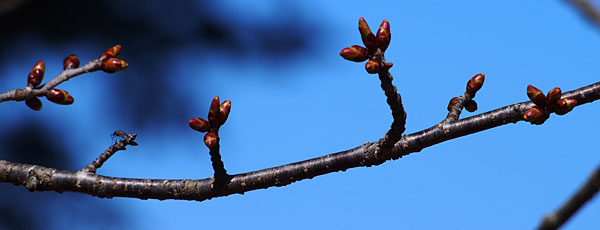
<box><xmin>384</xmin><ymin>62</ymin><xmax>393</xmax><ymax>69</ymax></box>
<box><xmin>376</xmin><ymin>19</ymin><xmax>391</xmax><ymax>52</ymax></box>
<box><xmin>554</xmin><ymin>98</ymin><xmax>577</xmax><ymax>115</ymax></box>
<box><xmin>63</xmin><ymin>54</ymin><xmax>80</xmax><ymax>70</ymax></box>
<box><xmin>101</xmin><ymin>58</ymin><xmax>129</xmax><ymax>73</ymax></box>
<box><xmin>447</xmin><ymin>97</ymin><xmax>458</xmax><ymax>111</ymax></box>
<box><xmin>27</xmin><ymin>61</ymin><xmax>45</xmax><ymax>88</ymax></box>
<box><xmin>526</xmin><ymin>85</ymin><xmax>546</xmax><ymax>106</ymax></box>
<box><xmin>189</xmin><ymin>118</ymin><xmax>210</xmax><ymax>132</ymax></box>
<box><xmin>219</xmin><ymin>100</ymin><xmax>231</xmax><ymax>125</ymax></box>
<box><xmin>46</xmin><ymin>89</ymin><xmax>74</xmax><ymax>105</ymax></box>
<box><xmin>523</xmin><ymin>106</ymin><xmax>545</xmax><ymax>124</ymax></box>
<box><xmin>464</xmin><ymin>99</ymin><xmax>478</xmax><ymax>112</ymax></box>
<box><xmin>358</xmin><ymin>17</ymin><xmax>377</xmax><ymax>50</ymax></box>
<box><xmin>546</xmin><ymin>87</ymin><xmax>561</xmax><ymax>105</ymax></box>
<box><xmin>25</xmin><ymin>97</ymin><xmax>42</xmax><ymax>111</ymax></box>
<box><xmin>99</xmin><ymin>45</ymin><xmax>122</xmax><ymax>60</ymax></box>
<box><xmin>204</xmin><ymin>131</ymin><xmax>219</xmax><ymax>148</ymax></box>
<box><xmin>339</xmin><ymin>45</ymin><xmax>369</xmax><ymax>62</ymax></box>
<box><xmin>466</xmin><ymin>73</ymin><xmax>485</xmax><ymax>95</ymax></box>
<box><xmin>208</xmin><ymin>96</ymin><xmax>220</xmax><ymax>125</ymax></box>
<box><xmin>365</xmin><ymin>58</ymin><xmax>380</xmax><ymax>74</ymax></box>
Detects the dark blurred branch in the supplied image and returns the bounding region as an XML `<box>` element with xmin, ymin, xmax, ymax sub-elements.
<box><xmin>568</xmin><ymin>0</ymin><xmax>600</xmax><ymax>26</ymax></box>
<box><xmin>1</xmin><ymin>81</ymin><xmax>599</xmax><ymax>201</ymax></box>
<box><xmin>537</xmin><ymin>162</ymin><xmax>600</xmax><ymax>230</ymax></box>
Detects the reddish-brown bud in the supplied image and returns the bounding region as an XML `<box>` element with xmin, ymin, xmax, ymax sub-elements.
<box><xmin>25</xmin><ymin>97</ymin><xmax>42</xmax><ymax>111</ymax></box>
<box><xmin>384</xmin><ymin>62</ymin><xmax>393</xmax><ymax>69</ymax></box>
<box><xmin>204</xmin><ymin>131</ymin><xmax>219</xmax><ymax>148</ymax></box>
<box><xmin>358</xmin><ymin>17</ymin><xmax>377</xmax><ymax>50</ymax></box>
<box><xmin>101</xmin><ymin>58</ymin><xmax>129</xmax><ymax>73</ymax></box>
<box><xmin>546</xmin><ymin>87</ymin><xmax>562</xmax><ymax>105</ymax></box>
<box><xmin>526</xmin><ymin>85</ymin><xmax>546</xmax><ymax>106</ymax></box>
<box><xmin>189</xmin><ymin>118</ymin><xmax>210</xmax><ymax>132</ymax></box>
<box><xmin>208</xmin><ymin>96</ymin><xmax>220</xmax><ymax>125</ymax></box>
<box><xmin>523</xmin><ymin>106</ymin><xmax>545</xmax><ymax>124</ymax></box>
<box><xmin>219</xmin><ymin>100</ymin><xmax>231</xmax><ymax>125</ymax></box>
<box><xmin>376</xmin><ymin>19</ymin><xmax>391</xmax><ymax>52</ymax></box>
<box><xmin>554</xmin><ymin>98</ymin><xmax>577</xmax><ymax>115</ymax></box>
<box><xmin>339</xmin><ymin>45</ymin><xmax>369</xmax><ymax>62</ymax></box>
<box><xmin>447</xmin><ymin>97</ymin><xmax>458</xmax><ymax>111</ymax></box>
<box><xmin>464</xmin><ymin>100</ymin><xmax>478</xmax><ymax>112</ymax></box>
<box><xmin>27</xmin><ymin>61</ymin><xmax>45</xmax><ymax>88</ymax></box>
<box><xmin>365</xmin><ymin>58</ymin><xmax>380</xmax><ymax>74</ymax></box>
<box><xmin>63</xmin><ymin>54</ymin><xmax>80</xmax><ymax>70</ymax></box>
<box><xmin>46</xmin><ymin>89</ymin><xmax>74</xmax><ymax>105</ymax></box>
<box><xmin>466</xmin><ymin>73</ymin><xmax>485</xmax><ymax>95</ymax></box>
<box><xmin>99</xmin><ymin>45</ymin><xmax>122</xmax><ymax>60</ymax></box>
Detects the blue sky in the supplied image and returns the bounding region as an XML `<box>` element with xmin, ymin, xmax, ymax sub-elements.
<box><xmin>1</xmin><ymin>0</ymin><xmax>599</xmax><ymax>229</ymax></box>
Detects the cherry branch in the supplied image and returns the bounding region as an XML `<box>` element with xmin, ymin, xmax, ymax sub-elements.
<box><xmin>1</xmin><ymin>80</ymin><xmax>598</xmax><ymax>201</ymax></box>
<box><xmin>537</xmin><ymin>162</ymin><xmax>600</xmax><ymax>230</ymax></box>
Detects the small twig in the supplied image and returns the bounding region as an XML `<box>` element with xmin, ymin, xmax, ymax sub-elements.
<box><xmin>444</xmin><ymin>92</ymin><xmax>474</xmax><ymax>122</ymax></box>
<box><xmin>0</xmin><ymin>59</ymin><xmax>102</xmax><ymax>103</ymax></box>
<box><xmin>373</xmin><ymin>50</ymin><xmax>407</xmax><ymax>150</ymax></box>
<box><xmin>82</xmin><ymin>130</ymin><xmax>138</xmax><ymax>174</ymax></box>
<box><xmin>537</xmin><ymin>162</ymin><xmax>600</xmax><ymax>230</ymax></box>
<box><xmin>208</xmin><ymin>141</ymin><xmax>230</xmax><ymax>187</ymax></box>
<box><xmin>568</xmin><ymin>0</ymin><xmax>600</xmax><ymax>26</ymax></box>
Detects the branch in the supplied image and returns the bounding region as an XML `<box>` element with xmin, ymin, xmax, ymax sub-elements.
<box><xmin>537</xmin><ymin>162</ymin><xmax>600</xmax><ymax>230</ymax></box>
<box><xmin>568</xmin><ymin>0</ymin><xmax>600</xmax><ymax>26</ymax></box>
<box><xmin>1</xmin><ymin>81</ymin><xmax>599</xmax><ymax>201</ymax></box>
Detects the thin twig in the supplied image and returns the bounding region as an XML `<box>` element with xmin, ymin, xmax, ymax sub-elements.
<box><xmin>0</xmin><ymin>59</ymin><xmax>102</xmax><ymax>103</ymax></box>
<box><xmin>83</xmin><ymin>130</ymin><xmax>138</xmax><ymax>174</ymax></box>
<box><xmin>1</xmin><ymin>81</ymin><xmax>598</xmax><ymax>201</ymax></box>
<box><xmin>444</xmin><ymin>93</ymin><xmax>473</xmax><ymax>122</ymax></box>
<box><xmin>537</xmin><ymin>162</ymin><xmax>600</xmax><ymax>230</ymax></box>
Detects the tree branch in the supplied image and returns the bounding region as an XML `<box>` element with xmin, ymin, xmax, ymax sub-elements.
<box><xmin>537</xmin><ymin>161</ymin><xmax>600</xmax><ymax>230</ymax></box>
<box><xmin>1</xmin><ymin>81</ymin><xmax>598</xmax><ymax>201</ymax></box>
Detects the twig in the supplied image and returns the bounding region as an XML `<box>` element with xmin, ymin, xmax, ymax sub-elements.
<box><xmin>82</xmin><ymin>130</ymin><xmax>138</xmax><ymax>174</ymax></box>
<box><xmin>537</xmin><ymin>162</ymin><xmax>600</xmax><ymax>230</ymax></box>
<box><xmin>0</xmin><ymin>59</ymin><xmax>102</xmax><ymax>103</ymax></box>
<box><xmin>1</xmin><ymin>81</ymin><xmax>598</xmax><ymax>201</ymax></box>
<box><xmin>373</xmin><ymin>50</ymin><xmax>407</xmax><ymax>150</ymax></box>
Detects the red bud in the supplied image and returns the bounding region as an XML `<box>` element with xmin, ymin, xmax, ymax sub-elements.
<box><xmin>189</xmin><ymin>118</ymin><xmax>210</xmax><ymax>132</ymax></box>
<box><xmin>25</xmin><ymin>97</ymin><xmax>42</xmax><ymax>111</ymax></box>
<box><xmin>101</xmin><ymin>58</ymin><xmax>129</xmax><ymax>73</ymax></box>
<box><xmin>358</xmin><ymin>17</ymin><xmax>377</xmax><ymax>50</ymax></box>
<box><xmin>204</xmin><ymin>131</ymin><xmax>219</xmax><ymax>148</ymax></box>
<box><xmin>208</xmin><ymin>96</ymin><xmax>220</xmax><ymax>125</ymax></box>
<box><xmin>466</xmin><ymin>73</ymin><xmax>485</xmax><ymax>95</ymax></box>
<box><xmin>365</xmin><ymin>58</ymin><xmax>380</xmax><ymax>74</ymax></box>
<box><xmin>464</xmin><ymin>100</ymin><xmax>478</xmax><ymax>112</ymax></box>
<box><xmin>27</xmin><ymin>61</ymin><xmax>45</xmax><ymax>88</ymax></box>
<box><xmin>384</xmin><ymin>62</ymin><xmax>393</xmax><ymax>69</ymax></box>
<box><xmin>46</xmin><ymin>89</ymin><xmax>74</xmax><ymax>105</ymax></box>
<box><xmin>546</xmin><ymin>87</ymin><xmax>561</xmax><ymax>105</ymax></box>
<box><xmin>99</xmin><ymin>45</ymin><xmax>122</xmax><ymax>60</ymax></box>
<box><xmin>63</xmin><ymin>54</ymin><xmax>80</xmax><ymax>70</ymax></box>
<box><xmin>219</xmin><ymin>100</ymin><xmax>231</xmax><ymax>125</ymax></box>
<box><xmin>554</xmin><ymin>98</ymin><xmax>577</xmax><ymax>115</ymax></box>
<box><xmin>375</xmin><ymin>19</ymin><xmax>391</xmax><ymax>52</ymax></box>
<box><xmin>339</xmin><ymin>45</ymin><xmax>369</xmax><ymax>62</ymax></box>
<box><xmin>447</xmin><ymin>97</ymin><xmax>458</xmax><ymax>111</ymax></box>
<box><xmin>523</xmin><ymin>106</ymin><xmax>545</xmax><ymax>124</ymax></box>
<box><xmin>527</xmin><ymin>85</ymin><xmax>546</xmax><ymax>106</ymax></box>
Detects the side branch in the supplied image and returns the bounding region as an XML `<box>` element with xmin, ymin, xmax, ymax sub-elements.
<box><xmin>1</xmin><ymin>81</ymin><xmax>599</xmax><ymax>202</ymax></box>
<box><xmin>537</xmin><ymin>162</ymin><xmax>600</xmax><ymax>230</ymax></box>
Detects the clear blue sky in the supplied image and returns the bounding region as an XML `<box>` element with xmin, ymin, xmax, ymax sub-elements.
<box><xmin>1</xmin><ymin>0</ymin><xmax>599</xmax><ymax>229</ymax></box>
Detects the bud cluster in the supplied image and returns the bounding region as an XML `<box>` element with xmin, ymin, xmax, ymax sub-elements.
<box><xmin>523</xmin><ymin>85</ymin><xmax>578</xmax><ymax>124</ymax></box>
<box><xmin>447</xmin><ymin>73</ymin><xmax>485</xmax><ymax>113</ymax></box>
<box><xmin>189</xmin><ymin>96</ymin><xmax>232</xmax><ymax>148</ymax></box>
<box><xmin>339</xmin><ymin>17</ymin><xmax>393</xmax><ymax>74</ymax></box>
<box><xmin>99</xmin><ymin>45</ymin><xmax>129</xmax><ymax>73</ymax></box>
